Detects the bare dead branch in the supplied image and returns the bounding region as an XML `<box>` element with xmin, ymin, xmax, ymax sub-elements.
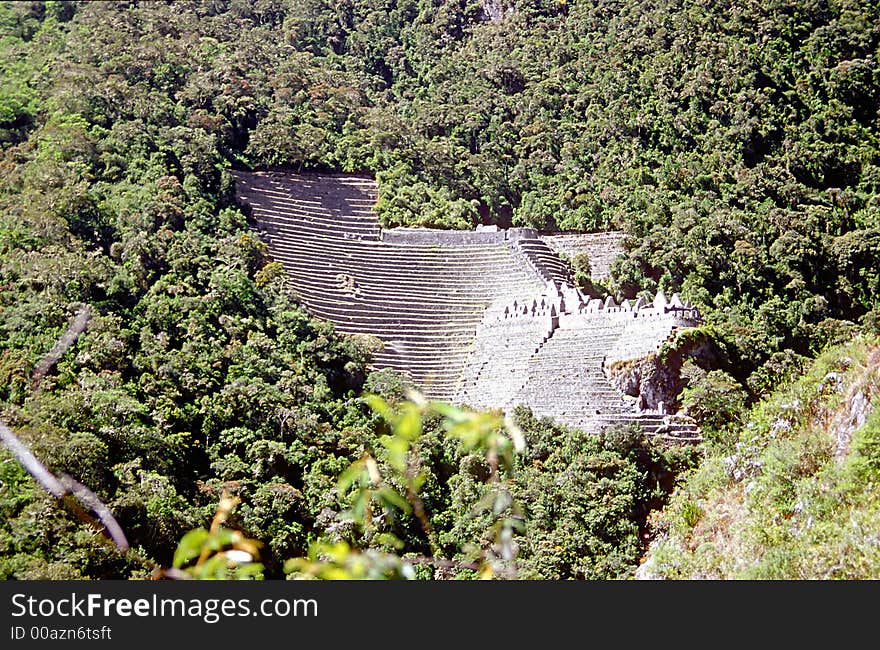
<box><xmin>58</xmin><ymin>474</ymin><xmax>130</xmax><ymax>552</ymax></box>
<box><xmin>30</xmin><ymin>304</ymin><xmax>93</xmax><ymax>392</ymax></box>
<box><xmin>0</xmin><ymin>420</ymin><xmax>129</xmax><ymax>552</ymax></box>
<box><xmin>0</xmin><ymin>421</ymin><xmax>66</xmax><ymax>498</ymax></box>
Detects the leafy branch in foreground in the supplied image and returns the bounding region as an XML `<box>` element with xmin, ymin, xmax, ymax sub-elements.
<box><xmin>164</xmin><ymin>491</ymin><xmax>264</xmax><ymax>580</ymax></box>
<box><xmin>284</xmin><ymin>392</ymin><xmax>526</xmax><ymax>580</ymax></box>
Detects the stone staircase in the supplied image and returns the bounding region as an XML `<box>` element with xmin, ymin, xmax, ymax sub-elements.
<box><xmin>541</xmin><ymin>231</ymin><xmax>626</xmax><ymax>280</ymax></box>
<box><xmin>512</xmin><ymin>237</ymin><xmax>575</xmax><ymax>286</ymax></box>
<box><xmin>511</xmin><ymin>315</ymin><xmax>700</xmax><ymax>442</ymax></box>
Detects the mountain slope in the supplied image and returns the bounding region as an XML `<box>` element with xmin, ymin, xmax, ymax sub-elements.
<box><xmin>639</xmin><ymin>336</ymin><xmax>880</xmax><ymax>579</ymax></box>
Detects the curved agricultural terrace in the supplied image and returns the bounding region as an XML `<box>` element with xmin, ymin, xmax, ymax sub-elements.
<box><xmin>233</xmin><ymin>170</ymin><xmax>701</xmax><ymax>441</ymax></box>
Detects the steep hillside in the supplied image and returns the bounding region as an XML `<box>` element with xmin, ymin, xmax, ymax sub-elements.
<box><xmin>1</xmin><ymin>0</ymin><xmax>876</xmax><ymax>401</ymax></box>
<box><xmin>0</xmin><ymin>0</ymin><xmax>878</xmax><ymax>580</ymax></box>
<box><xmin>639</xmin><ymin>337</ymin><xmax>880</xmax><ymax>579</ymax></box>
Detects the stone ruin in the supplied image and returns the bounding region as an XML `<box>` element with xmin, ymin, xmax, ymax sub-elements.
<box><xmin>233</xmin><ymin>170</ymin><xmax>701</xmax><ymax>442</ymax></box>
<box><xmin>456</xmin><ymin>285</ymin><xmax>701</xmax><ymax>439</ymax></box>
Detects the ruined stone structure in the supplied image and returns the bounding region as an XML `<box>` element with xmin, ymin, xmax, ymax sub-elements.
<box><xmin>233</xmin><ymin>170</ymin><xmax>701</xmax><ymax>442</ymax></box>
<box><xmin>541</xmin><ymin>231</ymin><xmax>627</xmax><ymax>280</ymax></box>
<box><xmin>456</xmin><ymin>288</ymin><xmax>700</xmax><ymax>438</ymax></box>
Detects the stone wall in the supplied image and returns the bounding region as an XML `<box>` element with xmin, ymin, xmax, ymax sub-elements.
<box><xmin>381</xmin><ymin>225</ymin><xmax>540</xmax><ymax>245</ymax></box>
<box><xmin>602</xmin><ymin>291</ymin><xmax>699</xmax><ymax>366</ymax></box>
<box><xmin>542</xmin><ymin>231</ymin><xmax>626</xmax><ymax>280</ymax></box>
<box><xmin>381</xmin><ymin>227</ymin><xmax>507</xmax><ymax>245</ymax></box>
<box><xmin>454</xmin><ymin>290</ymin><xmax>560</xmax><ymax>409</ymax></box>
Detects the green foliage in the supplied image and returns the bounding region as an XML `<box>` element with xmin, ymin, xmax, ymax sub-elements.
<box><xmin>274</xmin><ymin>395</ymin><xmax>696</xmax><ymax>580</ymax></box>
<box><xmin>642</xmin><ymin>337</ymin><xmax>880</xmax><ymax>579</ymax></box>
<box><xmin>3</xmin><ymin>0</ymin><xmax>879</xmax><ymax>581</ymax></box>
<box><xmin>679</xmin><ymin>500</ymin><xmax>703</xmax><ymax>530</ymax></box>
<box><xmin>285</xmin><ymin>540</ymin><xmax>414</xmax><ymax>580</ymax></box>
<box><xmin>171</xmin><ymin>492</ymin><xmax>264</xmax><ymax>580</ymax></box>
<box><xmin>569</xmin><ymin>252</ymin><xmax>592</xmax><ymax>291</ymax></box>
<box><xmin>508</xmin><ymin>412</ymin><xmax>698</xmax><ymax>579</ymax></box>
<box><xmin>285</xmin><ymin>394</ymin><xmax>525</xmax><ymax>579</ymax></box>
<box><xmin>0</xmin><ymin>2</ymin><xmax>382</xmax><ymax>577</ymax></box>
<box><xmin>682</xmin><ymin>370</ymin><xmax>750</xmax><ymax>438</ymax></box>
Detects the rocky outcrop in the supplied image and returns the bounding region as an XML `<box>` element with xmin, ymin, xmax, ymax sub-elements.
<box><xmin>607</xmin><ymin>354</ymin><xmax>682</xmax><ymax>414</ymax></box>
<box><xmin>481</xmin><ymin>0</ymin><xmax>512</xmax><ymax>23</ymax></box>
<box><xmin>830</xmin><ymin>346</ymin><xmax>880</xmax><ymax>459</ymax></box>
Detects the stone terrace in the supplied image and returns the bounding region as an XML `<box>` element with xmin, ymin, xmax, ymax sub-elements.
<box><xmin>234</xmin><ymin>171</ymin><xmax>546</xmax><ymax>401</ymax></box>
<box><xmin>542</xmin><ymin>231</ymin><xmax>627</xmax><ymax>280</ymax></box>
<box><xmin>234</xmin><ymin>170</ymin><xmax>701</xmax><ymax>442</ymax></box>
<box><xmin>454</xmin><ymin>286</ymin><xmax>702</xmax><ymax>441</ymax></box>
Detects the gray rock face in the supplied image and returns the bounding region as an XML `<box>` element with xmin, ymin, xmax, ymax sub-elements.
<box><xmin>481</xmin><ymin>0</ymin><xmax>512</xmax><ymax>23</ymax></box>
<box><xmin>234</xmin><ymin>170</ymin><xmax>702</xmax><ymax>441</ymax></box>
<box><xmin>607</xmin><ymin>354</ymin><xmax>687</xmax><ymax>413</ymax></box>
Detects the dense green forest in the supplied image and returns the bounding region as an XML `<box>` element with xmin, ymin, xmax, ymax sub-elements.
<box><xmin>0</xmin><ymin>0</ymin><xmax>878</xmax><ymax>579</ymax></box>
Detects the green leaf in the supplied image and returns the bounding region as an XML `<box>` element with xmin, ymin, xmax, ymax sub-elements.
<box><xmin>381</xmin><ymin>434</ymin><xmax>410</xmax><ymax>473</ymax></box>
<box><xmin>173</xmin><ymin>528</ymin><xmax>209</xmax><ymax>568</ymax></box>
<box><xmin>376</xmin><ymin>532</ymin><xmax>405</xmax><ymax>550</ymax></box>
<box><xmin>348</xmin><ymin>489</ymin><xmax>371</xmax><ymax>522</ymax></box>
<box><xmin>431</xmin><ymin>402</ymin><xmax>468</xmax><ymax>421</ymax></box>
<box><xmin>337</xmin><ymin>459</ymin><xmax>368</xmax><ymax>493</ymax></box>
<box><xmin>197</xmin><ymin>554</ymin><xmax>228</xmax><ymax>579</ymax></box>
<box><xmin>207</xmin><ymin>528</ymin><xmax>238</xmax><ymax>551</ymax></box>
<box><xmin>233</xmin><ymin>562</ymin><xmax>265</xmax><ymax>580</ymax></box>
<box><xmin>364</xmin><ymin>394</ymin><xmax>393</xmax><ymax>421</ymax></box>
<box><xmin>411</xmin><ymin>472</ymin><xmax>428</xmax><ymax>491</ymax></box>
<box><xmin>377</xmin><ymin>486</ymin><xmax>411</xmax><ymax>514</ymax></box>
<box><xmin>396</xmin><ymin>405</ymin><xmax>423</xmax><ymax>441</ymax></box>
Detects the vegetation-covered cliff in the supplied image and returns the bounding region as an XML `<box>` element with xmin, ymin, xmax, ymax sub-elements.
<box><xmin>640</xmin><ymin>337</ymin><xmax>880</xmax><ymax>579</ymax></box>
